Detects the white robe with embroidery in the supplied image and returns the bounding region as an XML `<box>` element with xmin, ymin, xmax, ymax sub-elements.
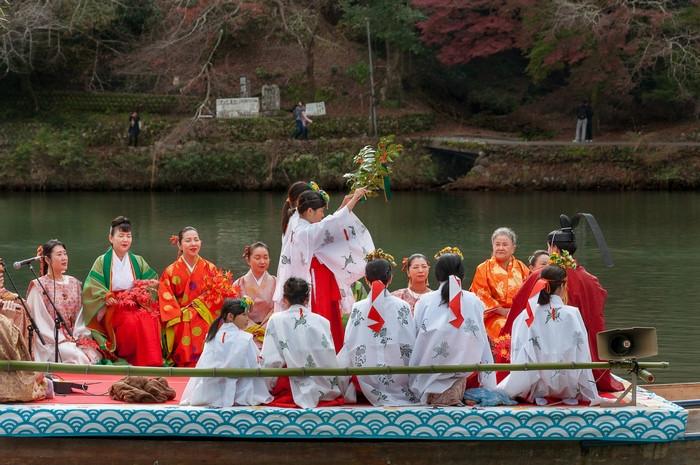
<box><xmin>261</xmin><ymin>304</ymin><xmax>346</xmax><ymax>408</ymax></box>
<box><xmin>340</xmin><ymin>290</ymin><xmax>419</xmax><ymax>406</ymax></box>
<box><xmin>498</xmin><ymin>295</ymin><xmax>600</xmax><ymax>405</ymax></box>
<box><xmin>180</xmin><ymin>323</ymin><xmax>272</xmax><ymax>407</ymax></box>
<box><xmin>273</xmin><ymin>206</ymin><xmax>374</xmax><ymax>313</ymax></box>
<box><xmin>409</xmin><ymin>286</ymin><xmax>496</xmax><ymax>404</ymax></box>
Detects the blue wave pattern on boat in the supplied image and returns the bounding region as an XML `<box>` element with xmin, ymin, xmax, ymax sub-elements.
<box><xmin>0</xmin><ymin>399</ymin><xmax>687</xmax><ymax>441</ymax></box>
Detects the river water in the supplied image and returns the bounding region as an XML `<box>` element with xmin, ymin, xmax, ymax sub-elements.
<box><xmin>1</xmin><ymin>191</ymin><xmax>697</xmax><ymax>383</ymax></box>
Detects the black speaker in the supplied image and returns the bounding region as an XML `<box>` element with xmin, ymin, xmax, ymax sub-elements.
<box><xmin>596</xmin><ymin>327</ymin><xmax>657</xmax><ymax>360</ymax></box>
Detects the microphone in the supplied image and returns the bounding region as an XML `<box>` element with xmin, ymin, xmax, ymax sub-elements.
<box><xmin>13</xmin><ymin>256</ymin><xmax>41</xmax><ymax>270</ymax></box>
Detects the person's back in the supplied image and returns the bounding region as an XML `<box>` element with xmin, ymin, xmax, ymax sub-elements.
<box><xmin>262</xmin><ymin>303</ymin><xmax>343</xmax><ymax>408</ymax></box>
<box><xmin>341</xmin><ymin>288</ymin><xmax>418</xmax><ymax>406</ymax></box>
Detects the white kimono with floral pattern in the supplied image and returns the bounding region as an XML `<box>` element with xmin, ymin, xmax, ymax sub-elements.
<box><xmin>180</xmin><ymin>323</ymin><xmax>272</xmax><ymax>408</ymax></box>
<box><xmin>339</xmin><ymin>290</ymin><xmax>418</xmax><ymax>406</ymax></box>
<box><xmin>273</xmin><ymin>206</ymin><xmax>374</xmax><ymax>313</ymax></box>
<box><xmin>409</xmin><ymin>286</ymin><xmax>496</xmax><ymax>404</ymax></box>
<box><xmin>498</xmin><ymin>295</ymin><xmax>600</xmax><ymax>405</ymax></box>
<box><xmin>261</xmin><ymin>304</ymin><xmax>347</xmax><ymax>408</ymax></box>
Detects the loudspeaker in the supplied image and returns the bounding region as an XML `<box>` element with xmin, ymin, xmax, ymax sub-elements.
<box><xmin>596</xmin><ymin>327</ymin><xmax>658</xmax><ymax>360</ymax></box>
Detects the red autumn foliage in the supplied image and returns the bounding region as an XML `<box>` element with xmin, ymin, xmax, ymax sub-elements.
<box><xmin>110</xmin><ymin>280</ymin><xmax>160</xmax><ymax>317</ymax></box>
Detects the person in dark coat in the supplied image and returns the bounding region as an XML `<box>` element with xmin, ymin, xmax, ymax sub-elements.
<box><xmin>128</xmin><ymin>112</ymin><xmax>140</xmax><ymax>147</ymax></box>
<box><xmin>584</xmin><ymin>101</ymin><xmax>593</xmax><ymax>142</ymax></box>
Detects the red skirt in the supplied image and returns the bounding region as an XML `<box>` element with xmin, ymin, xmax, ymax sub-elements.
<box><xmin>267</xmin><ymin>376</ymin><xmax>345</xmax><ymax>408</ymax></box>
<box><xmin>111</xmin><ymin>306</ymin><xmax>163</xmax><ymax>367</ymax></box>
<box><xmin>310</xmin><ymin>257</ymin><xmax>343</xmax><ymax>353</ymax></box>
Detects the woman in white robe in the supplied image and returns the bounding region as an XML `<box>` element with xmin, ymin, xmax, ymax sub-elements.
<box><xmin>409</xmin><ymin>251</ymin><xmax>496</xmax><ymax>405</ymax></box>
<box><xmin>273</xmin><ymin>188</ymin><xmax>374</xmax><ymax>352</ymax></box>
<box><xmin>262</xmin><ymin>278</ymin><xmax>347</xmax><ymax>408</ymax></box>
<box><xmin>340</xmin><ymin>256</ymin><xmax>418</xmax><ymax>406</ymax></box>
<box><xmin>181</xmin><ymin>297</ymin><xmax>272</xmax><ymax>408</ymax></box>
<box><xmin>498</xmin><ymin>265</ymin><xmax>600</xmax><ymax>405</ymax></box>
<box><xmin>26</xmin><ymin>240</ymin><xmax>101</xmax><ymax>364</ymax></box>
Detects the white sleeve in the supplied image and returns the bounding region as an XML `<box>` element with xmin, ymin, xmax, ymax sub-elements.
<box><xmin>260</xmin><ymin>317</ymin><xmax>284</xmax><ymax>390</ymax></box>
<box><xmin>26</xmin><ymin>284</ymin><xmax>60</xmax><ymax>343</ymax></box>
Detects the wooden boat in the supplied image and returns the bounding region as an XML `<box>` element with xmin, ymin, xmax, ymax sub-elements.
<box><xmin>0</xmin><ymin>373</ymin><xmax>698</xmax><ymax>465</ymax></box>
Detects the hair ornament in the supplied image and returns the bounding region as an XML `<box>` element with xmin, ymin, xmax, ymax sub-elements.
<box><xmin>308</xmin><ymin>180</ymin><xmax>330</xmax><ymax>204</ymax></box>
<box><xmin>434</xmin><ymin>246</ymin><xmax>463</xmax><ymax>260</ymax></box>
<box><xmin>240</xmin><ymin>295</ymin><xmax>254</xmax><ymax>313</ymax></box>
<box><xmin>365</xmin><ymin>249</ymin><xmax>396</xmax><ymax>266</ymax></box>
<box><xmin>549</xmin><ymin>250</ymin><xmax>577</xmax><ymax>269</ymax></box>
<box><xmin>401</xmin><ymin>256</ymin><xmax>409</xmax><ymax>273</ymax></box>
<box><xmin>169</xmin><ymin>235</ymin><xmax>179</xmax><ymax>246</ymax></box>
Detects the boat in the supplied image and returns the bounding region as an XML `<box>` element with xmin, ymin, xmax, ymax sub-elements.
<box><xmin>0</xmin><ymin>363</ymin><xmax>697</xmax><ymax>465</ymax></box>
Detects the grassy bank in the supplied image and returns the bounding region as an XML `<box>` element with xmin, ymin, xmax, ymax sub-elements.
<box><xmin>448</xmin><ymin>144</ymin><xmax>700</xmax><ymax>190</ymax></box>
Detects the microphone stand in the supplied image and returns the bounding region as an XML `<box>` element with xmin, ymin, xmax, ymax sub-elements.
<box><xmin>2</xmin><ymin>267</ymin><xmax>45</xmax><ymax>359</ymax></box>
<box><xmin>28</xmin><ymin>264</ymin><xmax>72</xmax><ymax>363</ymax></box>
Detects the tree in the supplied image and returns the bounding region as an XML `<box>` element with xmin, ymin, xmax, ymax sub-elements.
<box><xmin>341</xmin><ymin>0</ymin><xmax>425</xmax><ymax>101</ymax></box>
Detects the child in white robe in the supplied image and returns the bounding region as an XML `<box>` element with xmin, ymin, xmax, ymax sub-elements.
<box><xmin>498</xmin><ymin>265</ymin><xmax>600</xmax><ymax>405</ymax></box>
<box><xmin>409</xmin><ymin>250</ymin><xmax>496</xmax><ymax>405</ymax></box>
<box><xmin>262</xmin><ymin>278</ymin><xmax>346</xmax><ymax>408</ymax></box>
<box><xmin>273</xmin><ymin>187</ymin><xmax>374</xmax><ymax>352</ymax></box>
<box><xmin>180</xmin><ymin>297</ymin><xmax>272</xmax><ymax>408</ymax></box>
<box><xmin>340</xmin><ymin>253</ymin><xmax>418</xmax><ymax>406</ymax></box>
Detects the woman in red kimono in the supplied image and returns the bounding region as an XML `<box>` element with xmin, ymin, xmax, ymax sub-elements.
<box><xmin>159</xmin><ymin>227</ymin><xmax>227</xmax><ymax>367</ymax></box>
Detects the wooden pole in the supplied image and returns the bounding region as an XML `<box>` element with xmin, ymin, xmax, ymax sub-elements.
<box><xmin>0</xmin><ymin>360</ymin><xmax>669</xmax><ymax>378</ymax></box>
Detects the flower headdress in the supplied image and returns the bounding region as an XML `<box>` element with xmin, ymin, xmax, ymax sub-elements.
<box><xmin>36</xmin><ymin>244</ymin><xmax>46</xmax><ymax>276</ymax></box>
<box><xmin>364</xmin><ymin>249</ymin><xmax>396</xmax><ymax>266</ymax></box>
<box><xmin>308</xmin><ymin>180</ymin><xmax>330</xmax><ymax>205</ymax></box>
<box><xmin>549</xmin><ymin>250</ymin><xmax>577</xmax><ymax>269</ymax></box>
<box><xmin>240</xmin><ymin>295</ymin><xmax>254</xmax><ymax>313</ymax></box>
<box><xmin>434</xmin><ymin>246</ymin><xmax>463</xmax><ymax>260</ymax></box>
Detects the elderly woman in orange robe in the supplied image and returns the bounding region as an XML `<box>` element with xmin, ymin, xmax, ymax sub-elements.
<box><xmin>470</xmin><ymin>227</ymin><xmax>530</xmax><ymax>339</ymax></box>
<box><xmin>159</xmin><ymin>227</ymin><xmax>233</xmax><ymax>367</ymax></box>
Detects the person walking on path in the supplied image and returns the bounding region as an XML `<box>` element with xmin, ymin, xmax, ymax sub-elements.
<box><xmin>128</xmin><ymin>111</ymin><xmax>141</xmax><ymax>147</ymax></box>
<box><xmin>574</xmin><ymin>101</ymin><xmax>588</xmax><ymax>143</ymax></box>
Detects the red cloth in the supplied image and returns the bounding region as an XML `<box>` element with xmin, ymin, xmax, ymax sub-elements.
<box><xmin>499</xmin><ymin>265</ymin><xmax>624</xmax><ymax>392</ymax></box>
<box><xmin>310</xmin><ymin>257</ymin><xmax>344</xmax><ymax>353</ymax></box>
<box><xmin>111</xmin><ymin>305</ymin><xmax>163</xmax><ymax>367</ymax></box>
<box><xmin>266</xmin><ymin>376</ymin><xmax>345</xmax><ymax>408</ymax></box>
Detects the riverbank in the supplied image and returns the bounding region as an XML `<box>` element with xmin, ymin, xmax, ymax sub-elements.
<box><xmin>2</xmin><ymin>112</ymin><xmax>699</xmax><ymax>191</ymax></box>
<box><xmin>446</xmin><ymin>142</ymin><xmax>700</xmax><ymax>190</ymax></box>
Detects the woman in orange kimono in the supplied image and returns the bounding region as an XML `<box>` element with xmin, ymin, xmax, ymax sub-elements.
<box><xmin>470</xmin><ymin>227</ymin><xmax>530</xmax><ymax>339</ymax></box>
<box><xmin>159</xmin><ymin>227</ymin><xmax>229</xmax><ymax>367</ymax></box>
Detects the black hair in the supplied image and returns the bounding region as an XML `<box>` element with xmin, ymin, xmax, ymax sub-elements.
<box><xmin>537</xmin><ymin>265</ymin><xmax>567</xmax><ymax>305</ymax></box>
<box><xmin>243</xmin><ymin>241</ymin><xmax>270</xmax><ymax>261</ymax></box>
<box><xmin>41</xmin><ymin>239</ymin><xmax>67</xmax><ymax>276</ymax></box>
<box><xmin>434</xmin><ymin>254</ymin><xmax>464</xmax><ymax>305</ymax></box>
<box><xmin>206</xmin><ymin>298</ymin><xmax>247</xmax><ymax>342</ymax></box>
<box><xmin>297</xmin><ymin>191</ymin><xmax>327</xmax><ymax>215</ymax></box>
<box><xmin>365</xmin><ymin>259</ymin><xmax>392</xmax><ymax>285</ymax></box>
<box><xmin>178</xmin><ymin>226</ymin><xmax>198</xmax><ymax>242</ymax></box>
<box><xmin>282</xmin><ymin>181</ymin><xmax>311</xmax><ymax>233</ymax></box>
<box><xmin>110</xmin><ymin>216</ymin><xmax>132</xmax><ymax>236</ymax></box>
<box><xmin>283</xmin><ymin>277</ymin><xmax>310</xmax><ymax>306</ymax></box>
<box><xmin>528</xmin><ymin>250</ymin><xmax>549</xmax><ymax>267</ymax></box>
<box><xmin>547</xmin><ymin>229</ymin><xmax>577</xmax><ymax>254</ymax></box>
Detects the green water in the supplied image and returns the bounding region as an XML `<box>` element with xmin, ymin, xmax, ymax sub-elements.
<box><xmin>1</xmin><ymin>191</ymin><xmax>698</xmax><ymax>383</ymax></box>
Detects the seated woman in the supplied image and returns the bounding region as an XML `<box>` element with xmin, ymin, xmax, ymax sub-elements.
<box><xmin>528</xmin><ymin>250</ymin><xmax>550</xmax><ymax>272</ymax></box>
<box><xmin>262</xmin><ymin>278</ymin><xmax>346</xmax><ymax>408</ymax></box>
<box><xmin>180</xmin><ymin>297</ymin><xmax>272</xmax><ymax>408</ymax></box>
<box><xmin>82</xmin><ymin>216</ymin><xmax>162</xmax><ymax>366</ymax></box>
<box><xmin>470</xmin><ymin>227</ymin><xmax>530</xmax><ymax>339</ymax></box>
<box><xmin>26</xmin><ymin>240</ymin><xmax>101</xmax><ymax>364</ymax></box>
<box><xmin>0</xmin><ymin>313</ymin><xmax>49</xmax><ymax>402</ymax></box>
<box><xmin>410</xmin><ymin>248</ymin><xmax>496</xmax><ymax>406</ymax></box>
<box><xmin>341</xmin><ymin>251</ymin><xmax>418</xmax><ymax>406</ymax></box>
<box><xmin>159</xmin><ymin>227</ymin><xmax>231</xmax><ymax>367</ymax></box>
<box><xmin>234</xmin><ymin>242</ymin><xmax>276</xmax><ymax>348</ymax></box>
<box><xmin>498</xmin><ymin>265</ymin><xmax>599</xmax><ymax>405</ymax></box>
<box><xmin>0</xmin><ymin>258</ymin><xmax>28</xmax><ymax>345</ymax></box>
<box><xmin>391</xmin><ymin>253</ymin><xmax>431</xmax><ymax>313</ymax></box>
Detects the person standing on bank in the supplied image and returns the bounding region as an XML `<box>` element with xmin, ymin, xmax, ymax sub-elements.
<box><xmin>584</xmin><ymin>101</ymin><xmax>593</xmax><ymax>142</ymax></box>
<box><xmin>128</xmin><ymin>111</ymin><xmax>140</xmax><ymax>147</ymax></box>
<box><xmin>292</xmin><ymin>102</ymin><xmax>304</xmax><ymax>140</ymax></box>
<box><xmin>574</xmin><ymin>101</ymin><xmax>588</xmax><ymax>143</ymax></box>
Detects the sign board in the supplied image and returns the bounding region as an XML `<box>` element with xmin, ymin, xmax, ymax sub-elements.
<box><xmin>216</xmin><ymin>98</ymin><xmax>260</xmax><ymax>118</ymax></box>
<box><xmin>305</xmin><ymin>102</ymin><xmax>326</xmax><ymax>116</ymax></box>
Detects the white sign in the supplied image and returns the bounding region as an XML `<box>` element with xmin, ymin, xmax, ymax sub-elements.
<box><xmin>216</xmin><ymin>98</ymin><xmax>260</xmax><ymax>118</ymax></box>
<box><xmin>305</xmin><ymin>102</ymin><xmax>326</xmax><ymax>116</ymax></box>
